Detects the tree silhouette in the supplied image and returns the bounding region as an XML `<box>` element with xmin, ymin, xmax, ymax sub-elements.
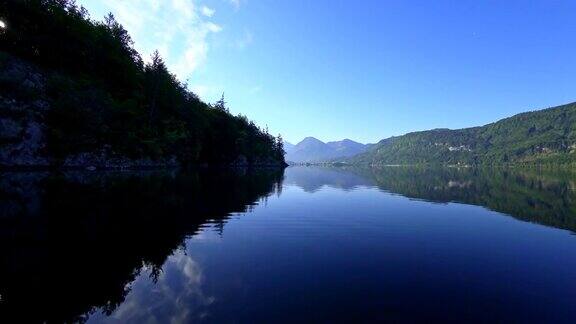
<box><xmin>0</xmin><ymin>0</ymin><xmax>286</xmax><ymax>166</ymax></box>
<box><xmin>213</xmin><ymin>93</ymin><xmax>228</xmax><ymax>112</ymax></box>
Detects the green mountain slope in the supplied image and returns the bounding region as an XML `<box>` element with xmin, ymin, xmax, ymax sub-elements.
<box><xmin>347</xmin><ymin>102</ymin><xmax>576</xmax><ymax>165</ymax></box>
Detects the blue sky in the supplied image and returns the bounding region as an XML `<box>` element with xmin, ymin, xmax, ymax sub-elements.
<box><xmin>78</xmin><ymin>0</ymin><xmax>576</xmax><ymax>144</ymax></box>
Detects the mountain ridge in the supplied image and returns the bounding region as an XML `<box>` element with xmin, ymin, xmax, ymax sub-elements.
<box><xmin>285</xmin><ymin>137</ymin><xmax>369</xmax><ymax>163</ymax></box>
<box><xmin>344</xmin><ymin>101</ymin><xmax>576</xmax><ymax>166</ymax></box>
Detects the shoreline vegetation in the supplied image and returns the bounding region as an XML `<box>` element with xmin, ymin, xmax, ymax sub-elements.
<box><xmin>0</xmin><ymin>1</ymin><xmax>287</xmax><ymax>170</ymax></box>
<box><xmin>291</xmin><ymin>161</ymin><xmax>576</xmax><ymax>171</ymax></box>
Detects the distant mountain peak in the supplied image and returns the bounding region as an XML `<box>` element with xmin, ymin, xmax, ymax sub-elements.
<box><xmin>327</xmin><ymin>138</ymin><xmax>363</xmax><ymax>145</ymax></box>
<box><xmin>285</xmin><ymin>137</ymin><xmax>369</xmax><ymax>163</ymax></box>
<box><xmin>299</xmin><ymin>137</ymin><xmax>324</xmax><ymax>144</ymax></box>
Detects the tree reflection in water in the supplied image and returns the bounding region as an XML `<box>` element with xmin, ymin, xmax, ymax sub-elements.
<box><xmin>0</xmin><ymin>169</ymin><xmax>283</xmax><ymax>323</ymax></box>
<box><xmin>2</xmin><ymin>166</ymin><xmax>576</xmax><ymax>323</ymax></box>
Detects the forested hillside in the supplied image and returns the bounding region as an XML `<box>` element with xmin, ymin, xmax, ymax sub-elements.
<box><xmin>347</xmin><ymin>101</ymin><xmax>576</xmax><ymax>166</ymax></box>
<box><xmin>0</xmin><ymin>0</ymin><xmax>285</xmax><ymax>168</ymax></box>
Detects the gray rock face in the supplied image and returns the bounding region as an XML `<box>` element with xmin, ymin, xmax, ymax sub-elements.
<box><xmin>0</xmin><ymin>57</ymin><xmax>45</xmax><ymax>95</ymax></box>
<box><xmin>0</xmin><ymin>55</ymin><xmax>52</xmax><ymax>167</ymax></box>
<box><xmin>0</xmin><ymin>55</ymin><xmax>179</xmax><ymax>169</ymax></box>
<box><xmin>230</xmin><ymin>155</ymin><xmax>286</xmax><ymax>167</ymax></box>
<box><xmin>63</xmin><ymin>150</ymin><xmax>179</xmax><ymax>170</ymax></box>
<box><xmin>0</xmin><ymin>119</ymin><xmax>51</xmax><ymax>167</ymax></box>
<box><xmin>0</xmin><ymin>96</ymin><xmax>51</xmax><ymax>166</ymax></box>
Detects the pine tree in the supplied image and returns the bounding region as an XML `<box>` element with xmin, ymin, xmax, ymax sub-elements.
<box><xmin>145</xmin><ymin>50</ymin><xmax>167</xmax><ymax>128</ymax></box>
<box><xmin>214</xmin><ymin>93</ymin><xmax>228</xmax><ymax>112</ymax></box>
<box><xmin>276</xmin><ymin>134</ymin><xmax>285</xmax><ymax>159</ymax></box>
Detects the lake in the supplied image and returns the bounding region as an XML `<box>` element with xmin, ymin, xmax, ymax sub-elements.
<box><xmin>1</xmin><ymin>166</ymin><xmax>576</xmax><ymax>323</ymax></box>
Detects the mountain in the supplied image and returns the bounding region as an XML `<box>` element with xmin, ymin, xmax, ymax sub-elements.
<box><xmin>326</xmin><ymin>139</ymin><xmax>368</xmax><ymax>157</ymax></box>
<box><xmin>283</xmin><ymin>141</ymin><xmax>296</xmax><ymax>153</ymax></box>
<box><xmin>285</xmin><ymin>137</ymin><xmax>369</xmax><ymax>162</ymax></box>
<box><xmin>285</xmin><ymin>137</ymin><xmax>334</xmax><ymax>162</ymax></box>
<box><xmin>346</xmin><ymin>102</ymin><xmax>576</xmax><ymax>166</ymax></box>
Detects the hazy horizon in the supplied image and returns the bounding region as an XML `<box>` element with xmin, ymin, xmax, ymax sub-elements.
<box><xmin>79</xmin><ymin>0</ymin><xmax>576</xmax><ymax>144</ymax></box>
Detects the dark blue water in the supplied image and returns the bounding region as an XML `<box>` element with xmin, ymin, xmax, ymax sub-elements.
<box><xmin>1</xmin><ymin>167</ymin><xmax>576</xmax><ymax>323</ymax></box>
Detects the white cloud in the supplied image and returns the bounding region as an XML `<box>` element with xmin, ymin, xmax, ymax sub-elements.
<box><xmin>92</xmin><ymin>251</ymin><xmax>215</xmax><ymax>323</ymax></box>
<box><xmin>172</xmin><ymin>0</ymin><xmax>195</xmax><ymax>18</ymax></box>
<box><xmin>97</xmin><ymin>0</ymin><xmax>222</xmax><ymax>80</ymax></box>
<box><xmin>206</xmin><ymin>22</ymin><xmax>223</xmax><ymax>33</ymax></box>
<box><xmin>201</xmin><ymin>6</ymin><xmax>215</xmax><ymax>17</ymax></box>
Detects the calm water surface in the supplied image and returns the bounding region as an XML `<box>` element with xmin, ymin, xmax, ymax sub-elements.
<box><xmin>1</xmin><ymin>166</ymin><xmax>576</xmax><ymax>323</ymax></box>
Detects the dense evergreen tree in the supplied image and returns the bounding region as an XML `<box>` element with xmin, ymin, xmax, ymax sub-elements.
<box><xmin>213</xmin><ymin>93</ymin><xmax>228</xmax><ymax>112</ymax></box>
<box><xmin>275</xmin><ymin>134</ymin><xmax>285</xmax><ymax>161</ymax></box>
<box><xmin>0</xmin><ymin>0</ymin><xmax>286</xmax><ymax>166</ymax></box>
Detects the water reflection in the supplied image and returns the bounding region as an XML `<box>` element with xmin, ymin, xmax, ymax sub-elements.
<box><xmin>89</xmin><ymin>250</ymin><xmax>215</xmax><ymax>323</ymax></box>
<box><xmin>283</xmin><ymin>166</ymin><xmax>375</xmax><ymax>192</ymax></box>
<box><xmin>0</xmin><ymin>169</ymin><xmax>283</xmax><ymax>323</ymax></box>
<box><xmin>340</xmin><ymin>166</ymin><xmax>576</xmax><ymax>233</ymax></box>
<box><xmin>1</xmin><ymin>166</ymin><xmax>576</xmax><ymax>323</ymax></box>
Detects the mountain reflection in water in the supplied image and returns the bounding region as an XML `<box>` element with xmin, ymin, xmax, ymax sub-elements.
<box><xmin>336</xmin><ymin>166</ymin><xmax>576</xmax><ymax>233</ymax></box>
<box><xmin>0</xmin><ymin>166</ymin><xmax>575</xmax><ymax>323</ymax></box>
